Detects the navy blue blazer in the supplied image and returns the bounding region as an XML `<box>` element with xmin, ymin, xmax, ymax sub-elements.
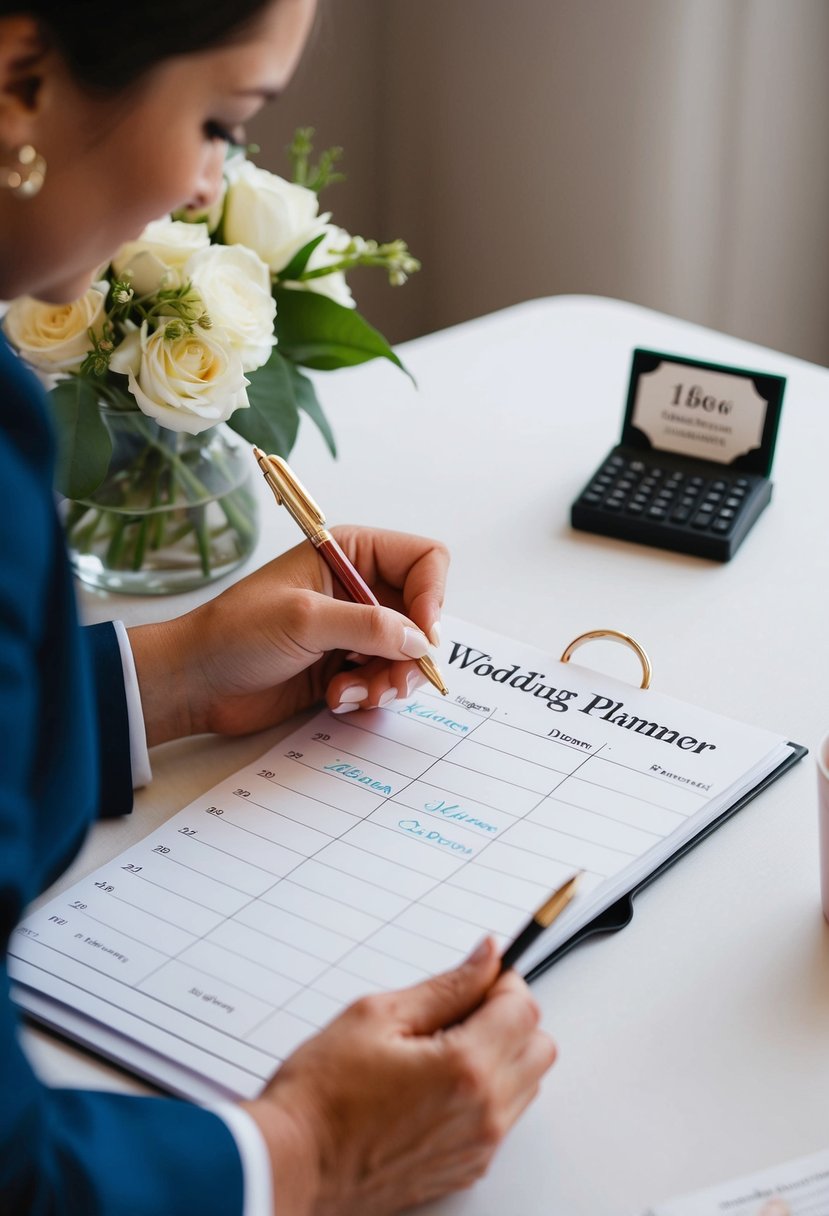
<box><xmin>0</xmin><ymin>337</ymin><xmax>245</xmax><ymax>1214</ymax></box>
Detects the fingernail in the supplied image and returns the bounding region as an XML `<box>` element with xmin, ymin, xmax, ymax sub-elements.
<box><xmin>345</xmin><ymin>651</ymin><xmax>368</xmax><ymax>664</ymax></box>
<box><xmin>378</xmin><ymin>688</ymin><xmax>398</xmax><ymax>707</ymax></box>
<box><xmin>401</xmin><ymin>627</ymin><xmax>430</xmax><ymax>659</ymax></box>
<box><xmin>339</xmin><ymin>684</ymin><xmax>368</xmax><ymax>704</ymax></box>
<box><xmin>428</xmin><ymin>621</ymin><xmax>441</xmax><ymax>648</ymax></box>
<box><xmin>466</xmin><ymin>937</ymin><xmax>493</xmax><ymax>965</ymax></box>
<box><xmin>406</xmin><ymin>670</ymin><xmax>429</xmax><ymax>696</ymax></box>
<box><xmin>332</xmin><ymin>703</ymin><xmax>359</xmax><ymax>714</ymax></box>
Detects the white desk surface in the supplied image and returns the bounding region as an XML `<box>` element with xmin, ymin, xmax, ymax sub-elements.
<box><xmin>22</xmin><ymin>295</ymin><xmax>829</xmax><ymax>1215</ymax></box>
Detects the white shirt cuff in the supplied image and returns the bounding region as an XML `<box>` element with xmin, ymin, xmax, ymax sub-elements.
<box><xmin>112</xmin><ymin>620</ymin><xmax>152</xmax><ymax>789</ymax></box>
<box><xmin>211</xmin><ymin>1102</ymin><xmax>274</xmax><ymax>1216</ymax></box>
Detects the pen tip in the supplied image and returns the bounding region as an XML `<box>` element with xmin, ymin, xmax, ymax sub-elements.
<box><xmin>536</xmin><ymin>872</ymin><xmax>582</xmax><ymax>928</ymax></box>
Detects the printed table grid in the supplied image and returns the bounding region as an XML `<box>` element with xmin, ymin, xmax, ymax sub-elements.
<box><xmin>21</xmin><ymin>705</ymin><xmax>666</xmax><ymax>1056</ymax></box>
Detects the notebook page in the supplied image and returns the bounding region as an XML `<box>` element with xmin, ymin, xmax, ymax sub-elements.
<box><xmin>10</xmin><ymin>616</ymin><xmax>788</xmax><ymax>1101</ymax></box>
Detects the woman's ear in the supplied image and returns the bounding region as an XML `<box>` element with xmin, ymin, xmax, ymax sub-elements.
<box><xmin>0</xmin><ymin>16</ymin><xmax>50</xmax><ymax>146</ymax></box>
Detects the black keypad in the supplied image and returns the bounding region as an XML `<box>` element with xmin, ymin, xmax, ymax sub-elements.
<box><xmin>575</xmin><ymin>455</ymin><xmax>756</xmax><ymax>537</ymax></box>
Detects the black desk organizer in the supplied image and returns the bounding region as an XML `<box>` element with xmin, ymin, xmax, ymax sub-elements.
<box><xmin>571</xmin><ymin>348</ymin><xmax>786</xmax><ymax>561</ymax></box>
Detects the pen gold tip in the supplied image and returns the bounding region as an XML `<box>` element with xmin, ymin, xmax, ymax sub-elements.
<box><xmin>252</xmin><ymin>446</ymin><xmax>269</xmax><ymax>471</ymax></box>
<box><xmin>536</xmin><ymin>872</ymin><xmax>582</xmax><ymax>928</ymax></box>
<box><xmin>416</xmin><ymin>654</ymin><xmax>449</xmax><ymax>696</ymax></box>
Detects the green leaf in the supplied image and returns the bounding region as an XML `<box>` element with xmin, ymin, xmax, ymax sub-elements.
<box><xmin>274</xmin><ymin>287</ymin><xmax>412</xmax><ymax>380</ymax></box>
<box><xmin>48</xmin><ymin>377</ymin><xmax>112</xmax><ymax>499</ymax></box>
<box><xmin>289</xmin><ymin>365</ymin><xmax>337</xmax><ymax>458</ymax></box>
<box><xmin>228</xmin><ymin>348</ymin><xmax>300</xmax><ymax>457</ymax></box>
<box><xmin>277</xmin><ymin>233</ymin><xmax>326</xmax><ymax>282</ymax></box>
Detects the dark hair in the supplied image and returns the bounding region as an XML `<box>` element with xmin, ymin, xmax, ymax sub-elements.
<box><xmin>1</xmin><ymin>1</ymin><xmax>276</xmax><ymax>91</ymax></box>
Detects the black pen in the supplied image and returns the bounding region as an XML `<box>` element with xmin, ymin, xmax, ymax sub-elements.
<box><xmin>498</xmin><ymin>872</ymin><xmax>582</xmax><ymax>973</ymax></box>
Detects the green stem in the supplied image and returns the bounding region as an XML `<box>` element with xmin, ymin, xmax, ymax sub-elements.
<box><xmin>132</xmin><ymin>459</ymin><xmax>163</xmax><ymax>570</ymax></box>
<box><xmin>150</xmin><ymin>505</ymin><xmax>166</xmax><ymax>550</ymax></box>
<box><xmin>64</xmin><ymin>501</ymin><xmax>88</xmax><ymax>532</ymax></box>
<box><xmin>130</xmin><ymin>415</ymin><xmax>214</xmax><ymax>502</ymax></box>
<box><xmin>137</xmin><ymin>415</ymin><xmax>254</xmax><ymax>546</ymax></box>
<box><xmin>291</xmin><ymin>258</ymin><xmax>357</xmax><ymax>280</ymax></box>
<box><xmin>189</xmin><ymin>504</ymin><xmax>211</xmax><ymax>577</ymax></box>
<box><xmin>105</xmin><ymin>515</ymin><xmax>129</xmax><ymax>568</ymax></box>
<box><xmin>94</xmin><ymin>381</ymin><xmax>137</xmax><ymax>411</ymax></box>
<box><xmin>164</xmin><ymin>520</ymin><xmax>196</xmax><ymax>545</ymax></box>
<box><xmin>217</xmin><ymin>489</ymin><xmax>254</xmax><ymax>544</ymax></box>
<box><xmin>132</xmin><ymin>516</ymin><xmax>150</xmax><ymax>570</ymax></box>
<box><xmin>207</xmin><ymin>445</ymin><xmax>256</xmax><ymax>544</ymax></box>
<box><xmin>69</xmin><ymin>507</ymin><xmax>106</xmax><ymax>552</ymax></box>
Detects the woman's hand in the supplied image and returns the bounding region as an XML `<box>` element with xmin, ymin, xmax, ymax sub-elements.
<box><xmin>242</xmin><ymin>937</ymin><xmax>557</xmax><ymax>1216</ymax></box>
<box><xmin>129</xmin><ymin>526</ymin><xmax>448</xmax><ymax>747</ymax></box>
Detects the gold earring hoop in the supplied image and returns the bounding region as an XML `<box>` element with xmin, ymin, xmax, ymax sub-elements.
<box><xmin>0</xmin><ymin>145</ymin><xmax>47</xmax><ymax>198</ymax></box>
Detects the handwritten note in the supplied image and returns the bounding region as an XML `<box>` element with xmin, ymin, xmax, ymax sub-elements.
<box><xmin>9</xmin><ymin>617</ymin><xmax>791</xmax><ymax>1100</ymax></box>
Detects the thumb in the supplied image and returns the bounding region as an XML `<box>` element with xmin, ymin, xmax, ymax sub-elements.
<box><xmin>395</xmin><ymin>937</ymin><xmax>501</xmax><ymax>1036</ymax></box>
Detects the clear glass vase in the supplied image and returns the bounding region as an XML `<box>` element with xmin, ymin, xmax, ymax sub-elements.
<box><xmin>63</xmin><ymin>407</ymin><xmax>258</xmax><ymax>595</ymax></box>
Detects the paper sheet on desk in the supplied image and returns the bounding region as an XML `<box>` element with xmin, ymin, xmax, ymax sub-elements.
<box><xmin>10</xmin><ymin>616</ymin><xmax>793</xmax><ymax>1102</ymax></box>
<box><xmin>642</xmin><ymin>1147</ymin><xmax>829</xmax><ymax>1214</ymax></box>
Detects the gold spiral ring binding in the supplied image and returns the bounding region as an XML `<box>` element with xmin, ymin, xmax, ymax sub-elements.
<box><xmin>560</xmin><ymin>629</ymin><xmax>652</xmax><ymax>689</ymax></box>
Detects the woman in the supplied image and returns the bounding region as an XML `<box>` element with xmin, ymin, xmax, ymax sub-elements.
<box><xmin>0</xmin><ymin>2</ymin><xmax>557</xmax><ymax>1213</ymax></box>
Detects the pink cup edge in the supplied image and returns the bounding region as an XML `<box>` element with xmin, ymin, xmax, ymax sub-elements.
<box><xmin>819</xmin><ymin>732</ymin><xmax>829</xmax><ymax>783</ymax></box>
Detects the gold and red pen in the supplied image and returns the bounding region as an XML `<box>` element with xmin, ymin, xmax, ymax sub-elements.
<box><xmin>252</xmin><ymin>448</ymin><xmax>448</xmax><ymax>696</ymax></box>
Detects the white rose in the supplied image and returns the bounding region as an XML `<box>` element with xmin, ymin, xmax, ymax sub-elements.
<box><xmin>186</xmin><ymin>243</ymin><xmax>276</xmax><ymax>372</ymax></box>
<box><xmin>2</xmin><ymin>281</ymin><xmax>107</xmax><ymax>372</ymax></box>
<box><xmin>110</xmin><ymin>321</ymin><xmax>249</xmax><ymax>435</ymax></box>
<box><xmin>111</xmin><ymin>218</ymin><xmax>210</xmax><ymax>296</ymax></box>
<box><xmin>107</xmin><ymin>319</ymin><xmax>140</xmax><ymax>375</ymax></box>
<box><xmin>223</xmin><ymin>160</ymin><xmax>328</xmax><ymax>274</ymax></box>
<box><xmin>288</xmin><ymin>223</ymin><xmax>355</xmax><ymax>309</ymax></box>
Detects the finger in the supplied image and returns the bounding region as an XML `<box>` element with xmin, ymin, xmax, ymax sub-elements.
<box><xmin>452</xmin><ymin>973</ymin><xmax>542</xmax><ymax>1065</ymax></box>
<box><xmin>498</xmin><ymin>1035</ymin><xmax>558</xmax><ymax>1128</ymax></box>
<box><xmin>330</xmin><ymin>526</ymin><xmax>449</xmax><ymax>646</ymax></box>
<box><xmin>327</xmin><ymin>659</ymin><xmax>430</xmax><ymax>713</ymax></box>
<box><xmin>498</xmin><ymin>1080</ymin><xmax>543</xmax><ymax>1139</ymax></box>
<box><xmin>483</xmin><ymin>966</ymin><xmax>541</xmax><ymax>1015</ymax></box>
<box><xmin>497</xmin><ymin>1028</ymin><xmax>558</xmax><ymax>1098</ymax></box>
<box><xmin>388</xmin><ymin>937</ymin><xmax>501</xmax><ymax>1035</ymax></box>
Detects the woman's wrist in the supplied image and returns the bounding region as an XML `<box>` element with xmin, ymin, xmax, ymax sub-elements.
<box><xmin>128</xmin><ymin>618</ymin><xmax>198</xmax><ymax>748</ymax></box>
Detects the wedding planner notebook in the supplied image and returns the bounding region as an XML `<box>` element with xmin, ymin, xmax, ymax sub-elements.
<box><xmin>10</xmin><ymin>616</ymin><xmax>804</xmax><ymax>1103</ymax></box>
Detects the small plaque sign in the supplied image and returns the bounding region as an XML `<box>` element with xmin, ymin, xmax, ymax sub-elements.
<box><xmin>570</xmin><ymin>348</ymin><xmax>786</xmax><ymax>561</ymax></box>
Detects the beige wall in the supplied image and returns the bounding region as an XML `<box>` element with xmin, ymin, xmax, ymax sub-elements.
<box><xmin>250</xmin><ymin>0</ymin><xmax>829</xmax><ymax>365</ymax></box>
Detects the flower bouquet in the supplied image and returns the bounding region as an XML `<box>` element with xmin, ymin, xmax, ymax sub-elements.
<box><xmin>3</xmin><ymin>130</ymin><xmax>419</xmax><ymax>594</ymax></box>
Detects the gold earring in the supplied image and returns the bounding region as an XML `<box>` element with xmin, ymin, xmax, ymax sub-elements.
<box><xmin>0</xmin><ymin>145</ymin><xmax>46</xmax><ymax>198</ymax></box>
